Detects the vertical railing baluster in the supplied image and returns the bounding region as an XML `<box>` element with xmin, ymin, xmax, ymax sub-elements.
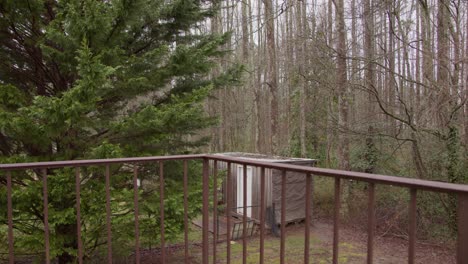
<box><xmin>213</xmin><ymin>161</ymin><xmax>218</xmax><ymax>263</ymax></box>
<box><xmin>226</xmin><ymin>162</ymin><xmax>232</xmax><ymax>264</ymax></box>
<box><xmin>304</xmin><ymin>173</ymin><xmax>312</xmax><ymax>264</ymax></box>
<box><xmin>75</xmin><ymin>168</ymin><xmax>83</xmax><ymax>264</ymax></box>
<box><xmin>408</xmin><ymin>188</ymin><xmax>417</xmax><ymax>264</ymax></box>
<box><xmin>333</xmin><ymin>177</ymin><xmax>341</xmax><ymax>264</ymax></box>
<box><xmin>105</xmin><ymin>165</ymin><xmax>113</xmax><ymax>264</ymax></box>
<box><xmin>367</xmin><ymin>182</ymin><xmax>375</xmax><ymax>264</ymax></box>
<box><xmin>42</xmin><ymin>168</ymin><xmax>50</xmax><ymax>264</ymax></box>
<box><xmin>4</xmin><ymin>155</ymin><xmax>468</xmax><ymax>264</ymax></box>
<box><xmin>159</xmin><ymin>161</ymin><xmax>166</xmax><ymax>263</ymax></box>
<box><xmin>260</xmin><ymin>167</ymin><xmax>265</xmax><ymax>264</ymax></box>
<box><xmin>457</xmin><ymin>193</ymin><xmax>468</xmax><ymax>264</ymax></box>
<box><xmin>280</xmin><ymin>170</ymin><xmax>286</xmax><ymax>264</ymax></box>
<box><xmin>242</xmin><ymin>164</ymin><xmax>248</xmax><ymax>264</ymax></box>
<box><xmin>183</xmin><ymin>160</ymin><xmax>189</xmax><ymax>263</ymax></box>
<box><xmin>6</xmin><ymin>171</ymin><xmax>14</xmax><ymax>264</ymax></box>
<box><xmin>133</xmin><ymin>165</ymin><xmax>141</xmax><ymax>264</ymax></box>
<box><xmin>202</xmin><ymin>158</ymin><xmax>209</xmax><ymax>264</ymax></box>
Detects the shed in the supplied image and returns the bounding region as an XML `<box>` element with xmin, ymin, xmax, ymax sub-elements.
<box><xmin>215</xmin><ymin>152</ymin><xmax>317</xmax><ymax>227</ymax></box>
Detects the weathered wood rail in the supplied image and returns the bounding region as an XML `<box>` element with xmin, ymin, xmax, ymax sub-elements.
<box><xmin>2</xmin><ymin>154</ymin><xmax>468</xmax><ymax>263</ymax></box>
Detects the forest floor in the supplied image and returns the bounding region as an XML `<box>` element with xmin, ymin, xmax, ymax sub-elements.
<box><xmin>137</xmin><ymin>219</ymin><xmax>456</xmax><ymax>264</ymax></box>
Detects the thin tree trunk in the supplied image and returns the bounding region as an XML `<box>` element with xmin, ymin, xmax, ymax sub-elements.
<box><xmin>264</xmin><ymin>0</ymin><xmax>279</xmax><ymax>154</ymax></box>
<box><xmin>420</xmin><ymin>0</ymin><xmax>434</xmax><ymax>123</ymax></box>
<box><xmin>285</xmin><ymin>0</ymin><xmax>293</xmax><ymax>153</ymax></box>
<box><xmin>326</xmin><ymin>0</ymin><xmax>334</xmax><ymax>167</ymax></box>
<box><xmin>210</xmin><ymin>1</ymin><xmax>221</xmax><ymax>152</ymax></box>
<box><xmin>350</xmin><ymin>0</ymin><xmax>358</xmax><ymax>125</ymax></box>
<box><xmin>437</xmin><ymin>0</ymin><xmax>449</xmax><ymax>126</ymax></box>
<box><xmin>296</xmin><ymin>1</ymin><xmax>307</xmax><ymax>157</ymax></box>
<box><xmin>465</xmin><ymin>0</ymin><xmax>468</xmax><ymax>150</ymax></box>
<box><xmin>363</xmin><ymin>0</ymin><xmax>376</xmax><ymax>173</ymax></box>
<box><xmin>255</xmin><ymin>1</ymin><xmax>263</xmax><ymax>153</ymax></box>
<box><xmin>335</xmin><ymin>0</ymin><xmax>350</xmax><ymax>170</ymax></box>
<box><xmin>415</xmin><ymin>2</ymin><xmax>421</xmax><ymax>120</ymax></box>
<box><xmin>241</xmin><ymin>0</ymin><xmax>249</xmax><ymax>61</ymax></box>
<box><xmin>387</xmin><ymin>0</ymin><xmax>397</xmax><ymax>136</ymax></box>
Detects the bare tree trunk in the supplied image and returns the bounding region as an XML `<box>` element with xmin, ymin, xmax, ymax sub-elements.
<box><xmin>363</xmin><ymin>0</ymin><xmax>376</xmax><ymax>173</ymax></box>
<box><xmin>449</xmin><ymin>2</ymin><xmax>461</xmax><ymax>99</ymax></box>
<box><xmin>411</xmin><ymin>132</ymin><xmax>428</xmax><ymax>179</ymax></box>
<box><xmin>415</xmin><ymin>2</ymin><xmax>421</xmax><ymax>120</ymax></box>
<box><xmin>327</xmin><ymin>0</ymin><xmax>333</xmax><ymax>47</ymax></box>
<box><xmin>240</xmin><ymin>0</ymin><xmax>252</xmax><ymax>152</ymax></box>
<box><xmin>465</xmin><ymin>0</ymin><xmax>468</xmax><ymax>150</ymax></box>
<box><xmin>437</xmin><ymin>0</ymin><xmax>450</xmax><ymax>127</ymax></box>
<box><xmin>350</xmin><ymin>0</ymin><xmax>358</xmax><ymax>125</ymax></box>
<box><xmin>264</xmin><ymin>0</ymin><xmax>279</xmax><ymax>154</ymax></box>
<box><xmin>420</xmin><ymin>0</ymin><xmax>434</xmax><ymax>116</ymax></box>
<box><xmin>296</xmin><ymin>1</ymin><xmax>307</xmax><ymax>157</ymax></box>
<box><xmin>241</xmin><ymin>0</ymin><xmax>249</xmax><ymax>62</ymax></box>
<box><xmin>285</xmin><ymin>0</ymin><xmax>294</xmax><ymax>153</ymax></box>
<box><xmin>335</xmin><ymin>0</ymin><xmax>350</xmax><ymax>170</ymax></box>
<box><xmin>326</xmin><ymin>0</ymin><xmax>334</xmax><ymax>167</ymax></box>
<box><xmin>395</xmin><ymin>4</ymin><xmax>414</xmax><ymax>120</ymax></box>
<box><xmin>210</xmin><ymin>1</ymin><xmax>221</xmax><ymax>152</ymax></box>
<box><xmin>386</xmin><ymin>0</ymin><xmax>397</xmax><ymax>136</ymax></box>
<box><xmin>437</xmin><ymin>0</ymin><xmax>461</xmax><ymax>197</ymax></box>
<box><xmin>255</xmin><ymin>1</ymin><xmax>264</xmax><ymax>153</ymax></box>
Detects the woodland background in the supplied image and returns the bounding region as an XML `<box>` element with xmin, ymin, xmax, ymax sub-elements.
<box><xmin>0</xmin><ymin>0</ymin><xmax>467</xmax><ymax>261</ymax></box>
<box><xmin>203</xmin><ymin>0</ymin><xmax>468</xmax><ymax>183</ymax></box>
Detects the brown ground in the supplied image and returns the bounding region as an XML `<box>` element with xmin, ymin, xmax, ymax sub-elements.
<box><xmin>135</xmin><ymin>220</ymin><xmax>455</xmax><ymax>264</ymax></box>
<box><xmin>309</xmin><ymin>221</ymin><xmax>455</xmax><ymax>264</ymax></box>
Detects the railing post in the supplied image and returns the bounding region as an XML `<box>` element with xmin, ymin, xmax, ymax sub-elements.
<box><xmin>304</xmin><ymin>173</ymin><xmax>312</xmax><ymax>264</ymax></box>
<box><xmin>133</xmin><ymin>165</ymin><xmax>141</xmax><ymax>264</ymax></box>
<box><xmin>183</xmin><ymin>160</ymin><xmax>189</xmax><ymax>263</ymax></box>
<box><xmin>280</xmin><ymin>170</ymin><xmax>287</xmax><ymax>264</ymax></box>
<box><xmin>213</xmin><ymin>161</ymin><xmax>218</xmax><ymax>264</ymax></box>
<box><xmin>333</xmin><ymin>177</ymin><xmax>341</xmax><ymax>264</ymax></box>
<box><xmin>202</xmin><ymin>158</ymin><xmax>210</xmax><ymax>264</ymax></box>
<box><xmin>243</xmin><ymin>164</ymin><xmax>248</xmax><ymax>264</ymax></box>
<box><xmin>260</xmin><ymin>167</ymin><xmax>265</xmax><ymax>264</ymax></box>
<box><xmin>408</xmin><ymin>189</ymin><xmax>417</xmax><ymax>264</ymax></box>
<box><xmin>458</xmin><ymin>193</ymin><xmax>468</xmax><ymax>264</ymax></box>
<box><xmin>226</xmin><ymin>162</ymin><xmax>232</xmax><ymax>264</ymax></box>
<box><xmin>7</xmin><ymin>171</ymin><xmax>14</xmax><ymax>264</ymax></box>
<box><xmin>42</xmin><ymin>168</ymin><xmax>50</xmax><ymax>264</ymax></box>
<box><xmin>75</xmin><ymin>168</ymin><xmax>83</xmax><ymax>264</ymax></box>
<box><xmin>367</xmin><ymin>182</ymin><xmax>375</xmax><ymax>264</ymax></box>
<box><xmin>105</xmin><ymin>165</ymin><xmax>113</xmax><ymax>264</ymax></box>
<box><xmin>159</xmin><ymin>161</ymin><xmax>165</xmax><ymax>264</ymax></box>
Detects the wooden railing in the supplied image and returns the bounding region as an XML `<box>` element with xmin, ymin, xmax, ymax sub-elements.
<box><xmin>1</xmin><ymin>154</ymin><xmax>468</xmax><ymax>263</ymax></box>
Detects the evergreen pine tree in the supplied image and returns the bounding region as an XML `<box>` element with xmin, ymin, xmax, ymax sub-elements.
<box><xmin>0</xmin><ymin>0</ymin><xmax>240</xmax><ymax>262</ymax></box>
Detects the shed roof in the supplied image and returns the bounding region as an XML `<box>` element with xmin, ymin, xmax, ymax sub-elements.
<box><xmin>214</xmin><ymin>152</ymin><xmax>317</xmax><ymax>164</ymax></box>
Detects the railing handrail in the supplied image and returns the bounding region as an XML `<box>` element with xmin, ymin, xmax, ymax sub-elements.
<box><xmin>0</xmin><ymin>154</ymin><xmax>205</xmax><ymax>170</ymax></box>
<box><xmin>2</xmin><ymin>153</ymin><xmax>468</xmax><ymax>194</ymax></box>
<box><xmin>205</xmin><ymin>154</ymin><xmax>468</xmax><ymax>194</ymax></box>
<box><xmin>2</xmin><ymin>153</ymin><xmax>468</xmax><ymax>263</ymax></box>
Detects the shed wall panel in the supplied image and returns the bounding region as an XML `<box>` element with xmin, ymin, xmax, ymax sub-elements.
<box><xmin>215</xmin><ymin>157</ymin><xmax>315</xmax><ymax>225</ymax></box>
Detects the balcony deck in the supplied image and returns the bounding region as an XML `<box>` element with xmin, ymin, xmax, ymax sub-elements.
<box><xmin>1</xmin><ymin>154</ymin><xmax>468</xmax><ymax>263</ymax></box>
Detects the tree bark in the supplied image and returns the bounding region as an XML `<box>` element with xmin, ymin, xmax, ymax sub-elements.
<box><xmin>296</xmin><ymin>1</ymin><xmax>307</xmax><ymax>157</ymax></box>
<box><xmin>437</xmin><ymin>0</ymin><xmax>450</xmax><ymax>127</ymax></box>
<box><xmin>465</xmin><ymin>0</ymin><xmax>468</xmax><ymax>150</ymax></box>
<box><xmin>264</xmin><ymin>0</ymin><xmax>279</xmax><ymax>154</ymax></box>
<box><xmin>363</xmin><ymin>0</ymin><xmax>376</xmax><ymax>173</ymax></box>
<box><xmin>335</xmin><ymin>0</ymin><xmax>350</xmax><ymax>170</ymax></box>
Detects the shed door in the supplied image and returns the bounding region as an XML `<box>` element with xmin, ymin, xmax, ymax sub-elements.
<box><xmin>237</xmin><ymin>165</ymin><xmax>253</xmax><ymax>217</ymax></box>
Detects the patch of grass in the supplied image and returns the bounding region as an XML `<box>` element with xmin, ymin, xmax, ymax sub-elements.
<box><xmin>314</xmin><ymin>177</ymin><xmax>336</xmax><ymax>218</ymax></box>
<box><xmin>176</xmin><ymin>227</ymin><xmax>366</xmax><ymax>264</ymax></box>
<box><xmin>171</xmin><ymin>224</ymin><xmax>203</xmax><ymax>244</ymax></box>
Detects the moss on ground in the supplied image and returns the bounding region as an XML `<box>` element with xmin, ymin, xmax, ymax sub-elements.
<box><xmin>168</xmin><ymin>225</ymin><xmax>367</xmax><ymax>263</ymax></box>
